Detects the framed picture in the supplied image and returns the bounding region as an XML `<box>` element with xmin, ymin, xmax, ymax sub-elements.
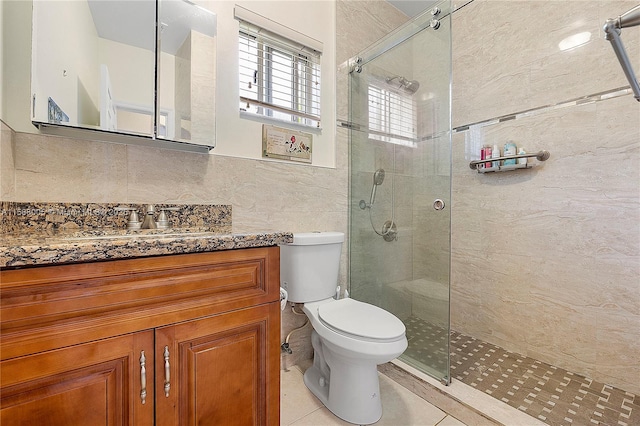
<box><xmin>262</xmin><ymin>125</ymin><xmax>312</xmax><ymax>163</ymax></box>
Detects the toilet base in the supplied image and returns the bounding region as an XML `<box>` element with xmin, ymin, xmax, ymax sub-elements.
<box><xmin>304</xmin><ymin>362</ymin><xmax>383</xmax><ymax>425</ymax></box>
<box><xmin>303</xmin><ymin>333</ymin><xmax>383</xmax><ymax>425</ymax></box>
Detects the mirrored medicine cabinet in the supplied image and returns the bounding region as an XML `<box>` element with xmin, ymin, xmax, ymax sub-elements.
<box><xmin>31</xmin><ymin>0</ymin><xmax>216</xmax><ymax>152</ymax></box>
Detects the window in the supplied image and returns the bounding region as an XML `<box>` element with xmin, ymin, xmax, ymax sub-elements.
<box><xmin>235</xmin><ymin>7</ymin><xmax>322</xmax><ymax>129</ymax></box>
<box><xmin>368</xmin><ymin>83</ymin><xmax>417</xmax><ymax>147</ymax></box>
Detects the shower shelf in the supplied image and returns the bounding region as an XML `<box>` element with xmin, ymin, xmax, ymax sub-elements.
<box><xmin>469</xmin><ymin>150</ymin><xmax>550</xmax><ymax>174</ymax></box>
<box><xmin>476</xmin><ymin>163</ymin><xmax>533</xmax><ymax>173</ymax></box>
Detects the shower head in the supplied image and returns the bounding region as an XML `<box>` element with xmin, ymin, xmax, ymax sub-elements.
<box><xmin>385</xmin><ymin>76</ymin><xmax>420</xmax><ymax>94</ymax></box>
<box><xmin>373</xmin><ymin>168</ymin><xmax>385</xmax><ymax>185</ymax></box>
<box><xmin>369</xmin><ymin>169</ymin><xmax>385</xmax><ymax>206</ymax></box>
<box><xmin>401</xmin><ymin>79</ymin><xmax>420</xmax><ymax>94</ymax></box>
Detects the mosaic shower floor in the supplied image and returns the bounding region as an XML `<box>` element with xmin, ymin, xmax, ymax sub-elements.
<box><xmin>404</xmin><ymin>316</ymin><xmax>639</xmax><ymax>426</ymax></box>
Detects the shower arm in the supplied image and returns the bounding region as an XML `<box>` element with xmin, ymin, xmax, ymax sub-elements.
<box><xmin>603</xmin><ymin>5</ymin><xmax>640</xmax><ymax>102</ymax></box>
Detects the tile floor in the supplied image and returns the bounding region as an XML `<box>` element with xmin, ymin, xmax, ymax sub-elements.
<box><xmin>281</xmin><ymin>316</ymin><xmax>638</xmax><ymax>426</ymax></box>
<box><xmin>449</xmin><ymin>331</ymin><xmax>640</xmax><ymax>426</ymax></box>
<box><xmin>281</xmin><ymin>364</ymin><xmax>467</xmax><ymax>426</ymax></box>
<box><xmin>403</xmin><ymin>316</ymin><xmax>639</xmax><ymax>426</ymax></box>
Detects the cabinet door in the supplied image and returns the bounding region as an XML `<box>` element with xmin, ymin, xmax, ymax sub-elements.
<box><xmin>155</xmin><ymin>303</ymin><xmax>280</xmax><ymax>426</ymax></box>
<box><xmin>0</xmin><ymin>331</ymin><xmax>154</xmax><ymax>426</ymax></box>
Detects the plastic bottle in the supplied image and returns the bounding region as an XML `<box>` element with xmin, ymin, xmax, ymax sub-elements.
<box><xmin>491</xmin><ymin>144</ymin><xmax>500</xmax><ymax>168</ymax></box>
<box><xmin>503</xmin><ymin>141</ymin><xmax>517</xmax><ymax>165</ymax></box>
<box><xmin>518</xmin><ymin>148</ymin><xmax>527</xmax><ymax>165</ymax></box>
<box><xmin>484</xmin><ymin>145</ymin><xmax>492</xmax><ymax>168</ymax></box>
<box><xmin>480</xmin><ymin>146</ymin><xmax>488</xmax><ymax>169</ymax></box>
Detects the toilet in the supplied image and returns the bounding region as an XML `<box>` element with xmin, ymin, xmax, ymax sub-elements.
<box><xmin>280</xmin><ymin>232</ymin><xmax>408</xmax><ymax>425</ymax></box>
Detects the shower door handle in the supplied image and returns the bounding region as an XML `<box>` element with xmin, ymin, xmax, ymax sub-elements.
<box><xmin>433</xmin><ymin>199</ymin><xmax>446</xmax><ymax>211</ymax></box>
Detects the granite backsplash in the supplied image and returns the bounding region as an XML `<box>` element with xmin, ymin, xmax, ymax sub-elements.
<box><xmin>1</xmin><ymin>201</ymin><xmax>232</xmax><ymax>235</ymax></box>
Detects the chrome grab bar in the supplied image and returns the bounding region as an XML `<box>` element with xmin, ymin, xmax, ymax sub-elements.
<box><xmin>469</xmin><ymin>150</ymin><xmax>550</xmax><ymax>170</ymax></box>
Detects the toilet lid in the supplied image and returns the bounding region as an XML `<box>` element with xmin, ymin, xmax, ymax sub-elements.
<box><xmin>318</xmin><ymin>298</ymin><xmax>405</xmax><ymax>341</ymax></box>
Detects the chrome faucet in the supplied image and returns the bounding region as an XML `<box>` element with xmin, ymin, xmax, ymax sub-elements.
<box><xmin>140</xmin><ymin>205</ymin><xmax>180</xmax><ymax>229</ymax></box>
<box><xmin>141</xmin><ymin>204</ymin><xmax>157</xmax><ymax>229</ymax></box>
<box><xmin>117</xmin><ymin>204</ymin><xmax>179</xmax><ymax>230</ymax></box>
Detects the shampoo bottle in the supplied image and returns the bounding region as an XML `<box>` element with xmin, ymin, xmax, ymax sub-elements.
<box><xmin>480</xmin><ymin>145</ymin><xmax>489</xmax><ymax>169</ymax></box>
<box><xmin>484</xmin><ymin>145</ymin><xmax>492</xmax><ymax>168</ymax></box>
<box><xmin>518</xmin><ymin>148</ymin><xmax>527</xmax><ymax>165</ymax></box>
<box><xmin>504</xmin><ymin>141</ymin><xmax>517</xmax><ymax>165</ymax></box>
<box><xmin>491</xmin><ymin>144</ymin><xmax>500</xmax><ymax>168</ymax></box>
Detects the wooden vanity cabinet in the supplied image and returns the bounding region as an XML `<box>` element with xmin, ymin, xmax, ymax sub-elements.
<box><xmin>156</xmin><ymin>303</ymin><xmax>279</xmax><ymax>426</ymax></box>
<box><xmin>0</xmin><ymin>247</ymin><xmax>281</xmax><ymax>426</ymax></box>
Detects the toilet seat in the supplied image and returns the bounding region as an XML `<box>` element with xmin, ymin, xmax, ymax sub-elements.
<box><xmin>317</xmin><ymin>298</ymin><xmax>405</xmax><ymax>342</ymax></box>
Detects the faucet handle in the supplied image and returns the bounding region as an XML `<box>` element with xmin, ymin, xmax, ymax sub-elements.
<box><xmin>157</xmin><ymin>207</ymin><xmax>180</xmax><ymax>229</ymax></box>
<box><xmin>115</xmin><ymin>206</ymin><xmax>142</xmax><ymax>230</ymax></box>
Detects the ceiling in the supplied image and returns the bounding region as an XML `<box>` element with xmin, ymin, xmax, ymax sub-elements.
<box><xmin>88</xmin><ymin>0</ymin><xmax>216</xmax><ymax>55</ymax></box>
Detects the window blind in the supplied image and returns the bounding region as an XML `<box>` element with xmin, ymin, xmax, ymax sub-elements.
<box><xmin>236</xmin><ymin>11</ymin><xmax>322</xmax><ymax>128</ymax></box>
<box><xmin>368</xmin><ymin>85</ymin><xmax>417</xmax><ymax>147</ymax></box>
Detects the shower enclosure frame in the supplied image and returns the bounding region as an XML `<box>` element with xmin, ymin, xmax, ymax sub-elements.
<box><xmin>346</xmin><ymin>0</ymin><xmax>454</xmax><ymax>385</ymax></box>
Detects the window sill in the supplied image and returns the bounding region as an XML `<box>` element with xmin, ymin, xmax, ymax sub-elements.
<box><xmin>239</xmin><ymin>110</ymin><xmax>322</xmax><ymax>134</ymax></box>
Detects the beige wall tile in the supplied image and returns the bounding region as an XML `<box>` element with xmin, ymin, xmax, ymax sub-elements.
<box><xmin>595</xmin><ymin>310</ymin><xmax>640</xmax><ymax>395</ymax></box>
<box><xmin>125</xmin><ymin>144</ymin><xmax>214</xmax><ymax>204</ymax></box>
<box><xmin>0</xmin><ymin>121</ymin><xmax>16</xmax><ymax>200</ymax></box>
<box><xmin>451</xmin><ymin>0</ymin><xmax>640</xmax><ymax>393</ymax></box>
<box><xmin>12</xmin><ymin>132</ymin><xmax>128</xmax><ymax>202</ymax></box>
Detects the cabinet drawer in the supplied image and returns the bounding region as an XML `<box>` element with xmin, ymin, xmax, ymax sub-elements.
<box><xmin>1</xmin><ymin>247</ymin><xmax>280</xmax><ymax>360</ymax></box>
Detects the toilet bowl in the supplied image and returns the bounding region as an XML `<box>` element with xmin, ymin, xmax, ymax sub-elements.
<box><xmin>302</xmin><ymin>297</ymin><xmax>407</xmax><ymax>424</ymax></box>
<box><xmin>280</xmin><ymin>232</ymin><xmax>408</xmax><ymax>425</ymax></box>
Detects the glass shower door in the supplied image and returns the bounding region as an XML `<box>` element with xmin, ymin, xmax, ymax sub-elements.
<box><xmin>348</xmin><ymin>1</ymin><xmax>452</xmax><ymax>383</ymax></box>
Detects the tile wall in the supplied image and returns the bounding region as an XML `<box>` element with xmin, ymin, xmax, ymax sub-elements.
<box><xmin>450</xmin><ymin>0</ymin><xmax>640</xmax><ymax>394</ymax></box>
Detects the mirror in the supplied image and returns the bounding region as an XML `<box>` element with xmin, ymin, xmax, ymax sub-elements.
<box><xmin>31</xmin><ymin>0</ymin><xmax>216</xmax><ymax>148</ymax></box>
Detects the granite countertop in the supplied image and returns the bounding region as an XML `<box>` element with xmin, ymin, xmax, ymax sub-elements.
<box><xmin>0</xmin><ymin>228</ymin><xmax>293</xmax><ymax>268</ymax></box>
<box><xmin>0</xmin><ymin>201</ymin><xmax>293</xmax><ymax>268</ymax></box>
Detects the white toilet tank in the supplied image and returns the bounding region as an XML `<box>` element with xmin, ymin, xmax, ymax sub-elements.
<box><xmin>280</xmin><ymin>232</ymin><xmax>344</xmax><ymax>303</ymax></box>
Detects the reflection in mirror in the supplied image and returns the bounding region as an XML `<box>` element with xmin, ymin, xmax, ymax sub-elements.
<box><xmin>158</xmin><ymin>0</ymin><xmax>216</xmax><ymax>145</ymax></box>
<box><xmin>31</xmin><ymin>0</ymin><xmax>156</xmax><ymax>137</ymax></box>
<box><xmin>31</xmin><ymin>0</ymin><xmax>217</xmax><ymax>148</ymax></box>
